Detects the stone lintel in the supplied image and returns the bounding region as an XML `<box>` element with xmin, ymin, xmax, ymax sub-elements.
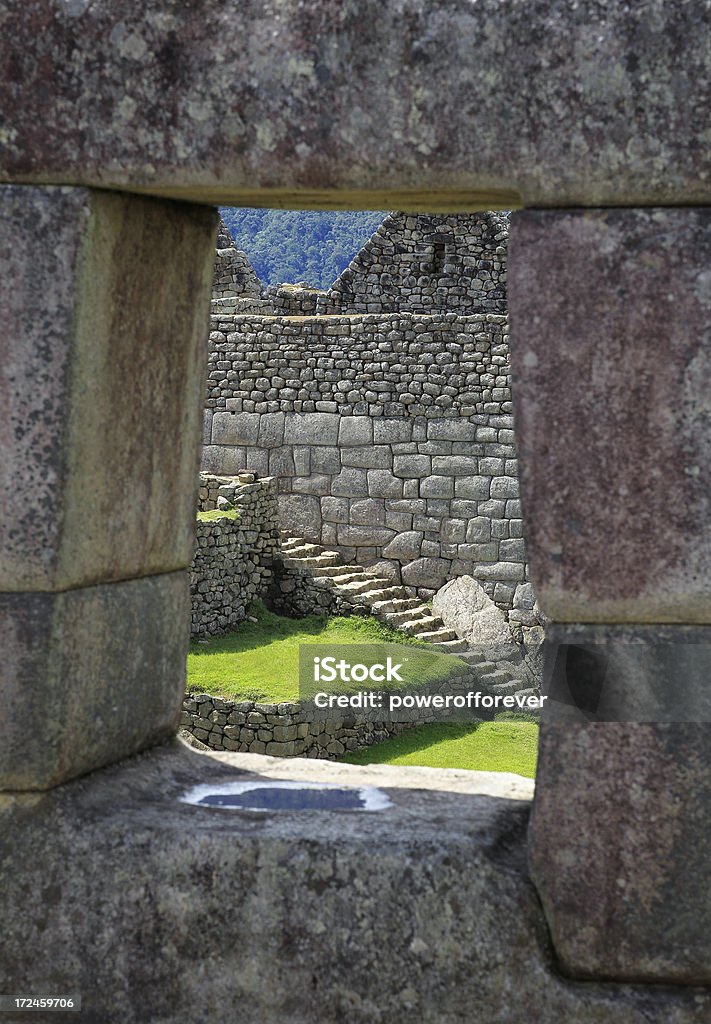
<box><xmin>0</xmin><ymin>3</ymin><xmax>709</xmax><ymax>207</ymax></box>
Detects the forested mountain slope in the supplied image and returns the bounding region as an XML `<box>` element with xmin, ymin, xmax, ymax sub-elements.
<box><xmin>219</xmin><ymin>208</ymin><xmax>387</xmax><ymax>289</ymax></box>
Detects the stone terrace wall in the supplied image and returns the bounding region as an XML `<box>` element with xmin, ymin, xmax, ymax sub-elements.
<box><xmin>190</xmin><ymin>476</ymin><xmax>279</xmax><ymax>636</ymax></box>
<box><xmin>181</xmin><ymin>693</ymin><xmax>417</xmax><ymax>758</ymax></box>
<box><xmin>203</xmin><ymin>312</ymin><xmax>526</xmax><ymax>605</ymax></box>
<box><xmin>319</xmin><ymin>212</ymin><xmax>508</xmax><ymax>315</ymax></box>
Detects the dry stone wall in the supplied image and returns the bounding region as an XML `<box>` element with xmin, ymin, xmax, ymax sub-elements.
<box><xmin>181</xmin><ymin>693</ymin><xmax>417</xmax><ymax>759</ymax></box>
<box><xmin>212</xmin><ymin>219</ymin><xmax>263</xmax><ymax>301</ymax></box>
<box><xmin>320</xmin><ymin>212</ymin><xmax>508</xmax><ymax>315</ymax></box>
<box><xmin>190</xmin><ymin>475</ymin><xmax>279</xmax><ymax>636</ymax></box>
<box><xmin>203</xmin><ymin>313</ymin><xmax>526</xmax><ymax>605</ymax></box>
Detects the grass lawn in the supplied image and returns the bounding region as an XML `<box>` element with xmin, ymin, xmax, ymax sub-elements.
<box><xmin>197</xmin><ymin>509</ymin><xmax>240</xmax><ymax>522</ymax></box>
<box><xmin>342</xmin><ymin>720</ymin><xmax>539</xmax><ymax>778</ymax></box>
<box><xmin>187</xmin><ymin>603</ymin><xmax>433</xmax><ymax>703</ymax></box>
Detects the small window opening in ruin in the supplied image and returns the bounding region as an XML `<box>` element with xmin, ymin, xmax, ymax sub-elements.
<box><xmin>431</xmin><ymin>241</ymin><xmax>446</xmax><ymax>274</ymax></box>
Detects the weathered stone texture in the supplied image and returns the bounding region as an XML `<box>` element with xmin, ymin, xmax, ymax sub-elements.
<box><xmin>0</xmin><ymin>743</ymin><xmax>708</xmax><ymax>1023</ymax></box>
<box><xmin>510</xmin><ymin>208</ymin><xmax>711</xmax><ymax>623</ymax></box>
<box><xmin>0</xmin><ymin>572</ymin><xmax>188</xmax><ymax>791</ymax></box>
<box><xmin>321</xmin><ymin>212</ymin><xmax>507</xmax><ymax>314</ymax></box>
<box><xmin>191</xmin><ymin>476</ymin><xmax>279</xmax><ymax>636</ymax></box>
<box><xmin>531</xmin><ymin>718</ymin><xmax>711</xmax><ymax>983</ymax></box>
<box><xmin>204</xmin><ymin>313</ymin><xmax>525</xmax><ymax>605</ymax></box>
<box><xmin>1</xmin><ymin>3</ymin><xmax>710</xmax><ymax>208</ymax></box>
<box><xmin>0</xmin><ymin>185</ymin><xmax>216</xmax><ymax>591</ymax></box>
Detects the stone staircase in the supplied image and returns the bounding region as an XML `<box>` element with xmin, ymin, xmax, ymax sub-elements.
<box><xmin>278</xmin><ymin>534</ymin><xmax>534</xmax><ymax>701</ymax></box>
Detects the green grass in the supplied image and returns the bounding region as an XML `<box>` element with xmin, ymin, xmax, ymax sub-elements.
<box><xmin>197</xmin><ymin>509</ymin><xmax>240</xmax><ymax>522</ymax></box>
<box><xmin>187</xmin><ymin>603</ymin><xmax>436</xmax><ymax>703</ymax></box>
<box><xmin>342</xmin><ymin>720</ymin><xmax>539</xmax><ymax>777</ymax></box>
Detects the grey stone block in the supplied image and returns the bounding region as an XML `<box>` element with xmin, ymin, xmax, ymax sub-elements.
<box><xmin>292</xmin><ymin>475</ymin><xmax>331</xmax><ymax>496</ymax></box>
<box><xmin>331</xmin><ymin>468</ymin><xmax>368</xmax><ymax>497</ymax></box>
<box><xmin>500</xmin><ymin>539</ymin><xmax>526</xmax><ymax>562</ymax></box>
<box><xmin>455</xmin><ymin>477</ymin><xmax>491</xmax><ymax>499</ymax></box>
<box><xmin>490</xmin><ymin>476</ymin><xmax>520</xmax><ymax>500</ymax></box>
<box><xmin>0</xmin><ymin>572</ymin><xmax>188</xmax><ymax>790</ymax></box>
<box><xmin>420</xmin><ymin>475</ymin><xmax>454</xmax><ymax>498</ymax></box>
<box><xmin>512</xmin><ymin>207</ymin><xmax>711</xmax><ymax>622</ymax></box>
<box><xmin>311</xmin><ymin>447</ymin><xmax>342</xmax><ymax>474</ymax></box>
<box><xmin>337</xmin><ymin>525</ymin><xmax>396</xmax><ymax>547</ymax></box>
<box><xmin>341</xmin><ymin>446</ymin><xmax>392</xmax><ymax>469</ymax></box>
<box><xmin>432</xmin><ymin>456</ymin><xmax>479</xmax><ymax>476</ymax></box>
<box><xmin>402</xmin><ymin>557</ymin><xmax>450</xmax><ymax>589</ymax></box>
<box><xmin>7</xmin><ymin>744</ymin><xmax>702</xmax><ymax>1020</ymax></box>
<box><xmin>531</xmin><ymin>622</ymin><xmax>711</xmax><ymax>982</ymax></box>
<box><xmin>382</xmin><ymin>531</ymin><xmax>424</xmax><ymax>562</ymax></box>
<box><xmin>393</xmin><ymin>455</ymin><xmax>431</xmax><ymax>478</ymax></box>
<box><xmin>373</xmin><ymin>419</ymin><xmax>413</xmax><ymax>443</ymax></box>
<box><xmin>478</xmin><ymin>458</ymin><xmax>505</xmax><ymax>475</ymax></box>
<box><xmin>321</xmin><ymin>497</ymin><xmax>350</xmax><ymax>524</ymax></box>
<box><xmin>466</xmin><ymin>517</ymin><xmax>492</xmax><ymax>542</ymax></box>
<box><xmin>0</xmin><ymin>187</ymin><xmax>216</xmax><ymax>592</ymax></box>
<box><xmin>269</xmin><ymin>447</ymin><xmax>296</xmax><ymax>477</ymax></box>
<box><xmin>201</xmin><ymin>445</ymin><xmax>247</xmax><ymax>475</ymax></box>
<box><xmin>338</xmin><ymin>417</ymin><xmax>373</xmax><ymax>445</ymax></box>
<box><xmin>293</xmin><ymin>446</ymin><xmax>311</xmax><ymax>475</ymax></box>
<box><xmin>202</xmin><ymin>409</ymin><xmax>213</xmax><ymax>444</ymax></box>
<box><xmin>474</xmin><ymin>562</ymin><xmax>525</xmax><ymax>581</ymax></box>
<box><xmin>278</xmin><ymin>494</ymin><xmax>322</xmax><ymax>542</ymax></box>
<box><xmin>212</xmin><ymin>412</ymin><xmax>260</xmax><ymax>445</ymax></box>
<box><xmin>441</xmin><ymin>518</ymin><xmax>466</xmax><ymax>544</ymax></box>
<box><xmin>457</xmin><ymin>542</ymin><xmax>498</xmax><ymax>562</ymax></box>
<box><xmin>367</xmin><ymin>470</ymin><xmax>403</xmax><ymax>498</ymax></box>
<box><xmin>427</xmin><ymin>419</ymin><xmax>476</xmax><ymax>441</ymax></box>
<box><xmin>5</xmin><ymin>2</ymin><xmax>710</xmax><ymax>211</ymax></box>
<box><xmin>257</xmin><ymin>412</ymin><xmax>286</xmax><ymax>448</ymax></box>
<box><xmin>284</xmin><ymin>413</ymin><xmax>340</xmax><ymax>445</ymax></box>
<box><xmin>350</xmin><ymin>499</ymin><xmax>386</xmax><ymax>527</ymax></box>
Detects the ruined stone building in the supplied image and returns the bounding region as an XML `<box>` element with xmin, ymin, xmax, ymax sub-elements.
<box><xmin>202</xmin><ymin>211</ymin><xmax>538</xmax><ymax>638</ymax></box>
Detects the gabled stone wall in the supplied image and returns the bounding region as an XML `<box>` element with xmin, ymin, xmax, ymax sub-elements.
<box><xmin>320</xmin><ymin>212</ymin><xmax>508</xmax><ymax>314</ymax></box>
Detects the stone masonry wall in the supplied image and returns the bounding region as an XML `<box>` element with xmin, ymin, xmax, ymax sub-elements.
<box><xmin>181</xmin><ymin>692</ymin><xmax>417</xmax><ymax>759</ymax></box>
<box><xmin>212</xmin><ymin>219</ymin><xmax>263</xmax><ymax>301</ymax></box>
<box><xmin>190</xmin><ymin>476</ymin><xmax>279</xmax><ymax>636</ymax></box>
<box><xmin>320</xmin><ymin>212</ymin><xmax>508</xmax><ymax>315</ymax></box>
<box><xmin>203</xmin><ymin>313</ymin><xmax>526</xmax><ymax>605</ymax></box>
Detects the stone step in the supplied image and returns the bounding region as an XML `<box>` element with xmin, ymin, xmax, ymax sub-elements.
<box><xmin>479</xmin><ymin>670</ymin><xmax>515</xmax><ymax>689</ymax></box>
<box><xmin>345</xmin><ymin>580</ymin><xmax>395</xmax><ymax>601</ymax></box>
<box><xmin>488</xmin><ymin>680</ymin><xmax>522</xmax><ymax>697</ymax></box>
<box><xmin>398</xmin><ymin>615</ymin><xmax>443</xmax><ymax>636</ymax></box>
<box><xmin>280</xmin><ymin>545</ymin><xmax>323</xmax><ymax>559</ymax></box>
<box><xmin>416</xmin><ymin>628</ymin><xmax>460</xmax><ymax>643</ymax></box>
<box><xmin>334</xmin><ymin>579</ymin><xmax>389</xmax><ymax>596</ymax></box>
<box><xmin>309</xmin><ymin>564</ymin><xmax>359</xmax><ymax>578</ymax></box>
<box><xmin>330</xmin><ymin>571</ymin><xmax>372</xmax><ymax>587</ymax></box>
<box><xmin>281</xmin><ymin>553</ymin><xmax>342</xmax><ymax>570</ymax></box>
<box><xmin>370</xmin><ymin>597</ymin><xmax>423</xmax><ymax>615</ymax></box>
<box><xmin>455</xmin><ymin>651</ymin><xmax>487</xmax><ymax>666</ymax></box>
<box><xmin>381</xmin><ymin>607</ymin><xmax>431</xmax><ymax>627</ymax></box>
<box><xmin>427</xmin><ymin>638</ymin><xmax>470</xmax><ymax>653</ymax></box>
<box><xmin>365</xmin><ymin>589</ymin><xmax>412</xmax><ymax>607</ymax></box>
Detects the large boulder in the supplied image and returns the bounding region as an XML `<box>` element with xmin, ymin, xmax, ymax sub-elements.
<box><xmin>433</xmin><ymin>575</ymin><xmax>514</xmax><ymax>648</ymax></box>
